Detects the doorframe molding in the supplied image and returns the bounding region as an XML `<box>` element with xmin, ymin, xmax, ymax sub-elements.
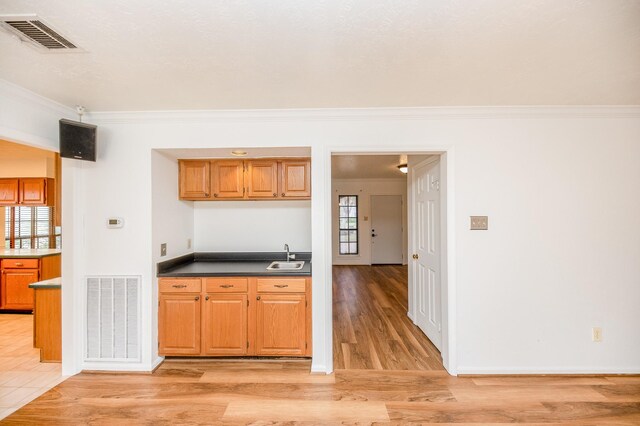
<box><xmin>326</xmin><ymin>146</ymin><xmax>457</xmax><ymax>375</ymax></box>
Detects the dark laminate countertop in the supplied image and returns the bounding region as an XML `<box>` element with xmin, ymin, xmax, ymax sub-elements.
<box><xmin>0</xmin><ymin>249</ymin><xmax>61</xmax><ymax>259</ymax></box>
<box><xmin>157</xmin><ymin>252</ymin><xmax>311</xmax><ymax>277</ymax></box>
<box><xmin>28</xmin><ymin>277</ymin><xmax>61</xmax><ymax>289</ymax></box>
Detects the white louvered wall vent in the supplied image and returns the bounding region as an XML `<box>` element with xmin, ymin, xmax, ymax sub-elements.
<box><xmin>86</xmin><ymin>276</ymin><xmax>141</xmax><ymax>362</ymax></box>
<box><xmin>0</xmin><ymin>14</ymin><xmax>79</xmax><ymax>51</ymax></box>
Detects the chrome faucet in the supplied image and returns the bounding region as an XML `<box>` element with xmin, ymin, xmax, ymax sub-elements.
<box><xmin>284</xmin><ymin>244</ymin><xmax>295</xmax><ymax>262</ymax></box>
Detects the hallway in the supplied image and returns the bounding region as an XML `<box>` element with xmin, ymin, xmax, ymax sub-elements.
<box><xmin>333</xmin><ymin>265</ymin><xmax>444</xmax><ymax>370</ymax></box>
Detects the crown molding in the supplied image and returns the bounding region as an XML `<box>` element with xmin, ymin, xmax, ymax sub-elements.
<box><xmin>87</xmin><ymin>105</ymin><xmax>640</xmax><ymax>125</ymax></box>
<box><xmin>0</xmin><ymin>78</ymin><xmax>76</xmax><ymax>117</ymax></box>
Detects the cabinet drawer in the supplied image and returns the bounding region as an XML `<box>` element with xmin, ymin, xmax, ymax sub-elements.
<box><xmin>2</xmin><ymin>259</ymin><xmax>39</xmax><ymax>269</ymax></box>
<box><xmin>257</xmin><ymin>278</ymin><xmax>306</xmax><ymax>293</ymax></box>
<box><xmin>159</xmin><ymin>278</ymin><xmax>201</xmax><ymax>293</ymax></box>
<box><xmin>205</xmin><ymin>277</ymin><xmax>248</xmax><ymax>293</ymax></box>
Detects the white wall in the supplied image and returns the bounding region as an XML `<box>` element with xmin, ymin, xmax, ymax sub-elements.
<box><xmin>331</xmin><ymin>178</ymin><xmax>407</xmax><ymax>265</ymax></box>
<box><xmin>150</xmin><ymin>151</ymin><xmax>195</xmax><ymax>368</ymax></box>
<box><xmin>194</xmin><ymin>201</ymin><xmax>311</xmax><ymax>252</ymax></box>
<box><xmin>3</xmin><ymin>78</ymin><xmax>639</xmax><ymax>376</ymax></box>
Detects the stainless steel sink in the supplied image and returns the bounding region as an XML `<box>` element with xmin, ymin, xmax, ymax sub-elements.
<box><xmin>266</xmin><ymin>261</ymin><xmax>305</xmax><ymax>271</ymax></box>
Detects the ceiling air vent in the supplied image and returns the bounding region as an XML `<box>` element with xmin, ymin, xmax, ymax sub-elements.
<box><xmin>0</xmin><ymin>14</ymin><xmax>79</xmax><ymax>51</ymax></box>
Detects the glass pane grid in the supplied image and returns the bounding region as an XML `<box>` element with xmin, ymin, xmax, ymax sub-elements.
<box><xmin>338</xmin><ymin>195</ymin><xmax>358</xmax><ymax>255</ymax></box>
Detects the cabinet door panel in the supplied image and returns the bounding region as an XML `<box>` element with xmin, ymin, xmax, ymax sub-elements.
<box><xmin>246</xmin><ymin>160</ymin><xmax>278</xmax><ymax>198</ymax></box>
<box><xmin>256</xmin><ymin>294</ymin><xmax>306</xmax><ymax>356</ymax></box>
<box><xmin>0</xmin><ymin>179</ymin><xmax>19</xmax><ymax>205</ymax></box>
<box><xmin>1</xmin><ymin>269</ymin><xmax>38</xmax><ymax>310</ymax></box>
<box><xmin>159</xmin><ymin>294</ymin><xmax>201</xmax><ymax>355</ymax></box>
<box><xmin>19</xmin><ymin>178</ymin><xmax>48</xmax><ymax>205</ymax></box>
<box><xmin>179</xmin><ymin>161</ymin><xmax>211</xmax><ymax>199</ymax></box>
<box><xmin>212</xmin><ymin>160</ymin><xmax>244</xmax><ymax>199</ymax></box>
<box><xmin>280</xmin><ymin>160</ymin><xmax>311</xmax><ymax>198</ymax></box>
<box><xmin>203</xmin><ymin>294</ymin><xmax>248</xmax><ymax>355</ymax></box>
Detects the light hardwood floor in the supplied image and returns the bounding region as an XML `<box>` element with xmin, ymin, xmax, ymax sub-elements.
<box><xmin>0</xmin><ymin>314</ymin><xmax>64</xmax><ymax>420</ymax></box>
<box><xmin>4</xmin><ymin>266</ymin><xmax>639</xmax><ymax>423</ymax></box>
<box><xmin>4</xmin><ymin>359</ymin><xmax>640</xmax><ymax>424</ymax></box>
<box><xmin>333</xmin><ymin>264</ymin><xmax>444</xmax><ymax>370</ymax></box>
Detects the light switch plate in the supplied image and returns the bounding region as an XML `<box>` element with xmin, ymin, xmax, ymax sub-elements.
<box><xmin>470</xmin><ymin>216</ymin><xmax>488</xmax><ymax>230</ymax></box>
<box><xmin>160</xmin><ymin>243</ymin><xmax>167</xmax><ymax>257</ymax></box>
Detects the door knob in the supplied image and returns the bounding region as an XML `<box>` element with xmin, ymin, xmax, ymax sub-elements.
<box><xmin>412</xmin><ymin>254</ymin><xmax>419</xmax><ymax>259</ymax></box>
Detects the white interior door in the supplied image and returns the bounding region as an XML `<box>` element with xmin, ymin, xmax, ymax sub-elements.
<box><xmin>370</xmin><ymin>195</ymin><xmax>403</xmax><ymax>264</ymax></box>
<box><xmin>412</xmin><ymin>159</ymin><xmax>442</xmax><ymax>350</ymax></box>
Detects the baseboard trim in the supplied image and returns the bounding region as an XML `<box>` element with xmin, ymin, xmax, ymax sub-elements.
<box><xmin>457</xmin><ymin>366</ymin><xmax>640</xmax><ymax>375</ymax></box>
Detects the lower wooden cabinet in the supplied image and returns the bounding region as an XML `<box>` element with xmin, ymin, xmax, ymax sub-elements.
<box><xmin>158</xmin><ymin>276</ymin><xmax>311</xmax><ymax>357</ymax></box>
<box><xmin>256</xmin><ymin>294</ymin><xmax>306</xmax><ymax>356</ymax></box>
<box><xmin>1</xmin><ymin>268</ymin><xmax>39</xmax><ymax>310</ymax></box>
<box><xmin>0</xmin><ymin>255</ymin><xmax>61</xmax><ymax>311</ymax></box>
<box><xmin>203</xmin><ymin>293</ymin><xmax>248</xmax><ymax>355</ymax></box>
<box><xmin>158</xmin><ymin>293</ymin><xmax>201</xmax><ymax>355</ymax></box>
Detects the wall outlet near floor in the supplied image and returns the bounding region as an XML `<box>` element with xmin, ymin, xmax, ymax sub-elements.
<box><xmin>160</xmin><ymin>243</ymin><xmax>167</xmax><ymax>257</ymax></box>
<box><xmin>187</xmin><ymin>238</ymin><xmax>192</xmax><ymax>249</ymax></box>
<box><xmin>592</xmin><ymin>327</ymin><xmax>602</xmax><ymax>342</ymax></box>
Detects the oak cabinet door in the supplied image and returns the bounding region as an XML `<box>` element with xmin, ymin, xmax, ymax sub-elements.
<box><xmin>203</xmin><ymin>293</ymin><xmax>248</xmax><ymax>355</ymax></box>
<box><xmin>179</xmin><ymin>160</ymin><xmax>211</xmax><ymax>199</ymax></box>
<box><xmin>159</xmin><ymin>294</ymin><xmax>201</xmax><ymax>355</ymax></box>
<box><xmin>20</xmin><ymin>178</ymin><xmax>47</xmax><ymax>205</ymax></box>
<box><xmin>1</xmin><ymin>269</ymin><xmax>38</xmax><ymax>310</ymax></box>
<box><xmin>280</xmin><ymin>160</ymin><xmax>311</xmax><ymax>198</ymax></box>
<box><xmin>212</xmin><ymin>160</ymin><xmax>245</xmax><ymax>199</ymax></box>
<box><xmin>256</xmin><ymin>294</ymin><xmax>306</xmax><ymax>356</ymax></box>
<box><xmin>246</xmin><ymin>160</ymin><xmax>278</xmax><ymax>198</ymax></box>
<box><xmin>0</xmin><ymin>179</ymin><xmax>19</xmax><ymax>205</ymax></box>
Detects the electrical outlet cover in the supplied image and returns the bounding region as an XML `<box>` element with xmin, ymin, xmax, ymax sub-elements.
<box><xmin>470</xmin><ymin>216</ymin><xmax>489</xmax><ymax>230</ymax></box>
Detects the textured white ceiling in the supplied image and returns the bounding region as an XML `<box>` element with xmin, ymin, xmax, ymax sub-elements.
<box><xmin>0</xmin><ymin>0</ymin><xmax>639</xmax><ymax>111</ymax></box>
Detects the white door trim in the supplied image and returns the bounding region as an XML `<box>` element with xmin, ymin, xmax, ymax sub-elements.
<box><xmin>325</xmin><ymin>146</ymin><xmax>457</xmax><ymax>375</ymax></box>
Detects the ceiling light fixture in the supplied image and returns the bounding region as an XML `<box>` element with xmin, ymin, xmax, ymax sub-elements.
<box><xmin>397</xmin><ymin>163</ymin><xmax>408</xmax><ymax>174</ymax></box>
<box><xmin>231</xmin><ymin>150</ymin><xmax>248</xmax><ymax>156</ymax></box>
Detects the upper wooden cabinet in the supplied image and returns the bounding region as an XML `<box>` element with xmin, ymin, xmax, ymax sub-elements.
<box><xmin>179</xmin><ymin>161</ymin><xmax>211</xmax><ymax>199</ymax></box>
<box><xmin>0</xmin><ymin>178</ymin><xmax>54</xmax><ymax>206</ymax></box>
<box><xmin>178</xmin><ymin>158</ymin><xmax>311</xmax><ymax>201</ymax></box>
<box><xmin>246</xmin><ymin>160</ymin><xmax>278</xmax><ymax>198</ymax></box>
<box><xmin>212</xmin><ymin>160</ymin><xmax>245</xmax><ymax>199</ymax></box>
<box><xmin>280</xmin><ymin>160</ymin><xmax>311</xmax><ymax>199</ymax></box>
<box><xmin>0</xmin><ymin>179</ymin><xmax>19</xmax><ymax>204</ymax></box>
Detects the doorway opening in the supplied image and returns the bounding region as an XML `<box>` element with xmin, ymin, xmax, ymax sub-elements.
<box><xmin>0</xmin><ymin>139</ymin><xmax>64</xmax><ymax>419</ymax></box>
<box><xmin>330</xmin><ymin>152</ymin><xmax>451</xmax><ymax>372</ymax></box>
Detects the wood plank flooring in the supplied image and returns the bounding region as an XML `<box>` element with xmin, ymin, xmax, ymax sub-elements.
<box><xmin>4</xmin><ymin>360</ymin><xmax>640</xmax><ymax>424</ymax></box>
<box><xmin>333</xmin><ymin>264</ymin><xmax>444</xmax><ymax>370</ymax></box>
<box><xmin>0</xmin><ymin>314</ymin><xmax>64</xmax><ymax>420</ymax></box>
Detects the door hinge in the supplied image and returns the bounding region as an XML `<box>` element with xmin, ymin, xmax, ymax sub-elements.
<box><xmin>247</xmin><ymin>341</ymin><xmax>249</xmax><ymax>349</ymax></box>
<box><xmin>305</xmin><ymin>342</ymin><xmax>307</xmax><ymax>349</ymax></box>
<box><xmin>247</xmin><ymin>299</ymin><xmax>249</xmax><ymax>307</ymax></box>
<box><xmin>305</xmin><ymin>300</ymin><xmax>308</xmax><ymax>307</ymax></box>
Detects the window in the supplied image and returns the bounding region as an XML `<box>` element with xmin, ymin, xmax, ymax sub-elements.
<box><xmin>338</xmin><ymin>195</ymin><xmax>358</xmax><ymax>255</ymax></box>
<box><xmin>4</xmin><ymin>206</ymin><xmax>60</xmax><ymax>249</ymax></box>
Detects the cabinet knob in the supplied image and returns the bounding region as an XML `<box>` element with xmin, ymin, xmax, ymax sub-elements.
<box><xmin>273</xmin><ymin>193</ymin><xmax>277</xmax><ymax>197</ymax></box>
<box><xmin>205</xmin><ymin>295</ymin><xmax>210</xmax><ymax>301</ymax></box>
<box><xmin>213</xmin><ymin>193</ymin><xmax>218</xmax><ymax>198</ymax></box>
<box><xmin>256</xmin><ymin>296</ymin><xmax>261</xmax><ymax>300</ymax></box>
<box><xmin>15</xmin><ymin>263</ymin><xmax>23</xmax><ymax>266</ymax></box>
<box><xmin>220</xmin><ymin>284</ymin><xmax>234</xmax><ymax>288</ymax></box>
<box><xmin>195</xmin><ymin>296</ymin><xmax>200</xmax><ymax>301</ymax></box>
<box><xmin>274</xmin><ymin>284</ymin><xmax>288</xmax><ymax>288</ymax></box>
<box><xmin>282</xmin><ymin>193</ymin><xmax>285</xmax><ymax>197</ymax></box>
